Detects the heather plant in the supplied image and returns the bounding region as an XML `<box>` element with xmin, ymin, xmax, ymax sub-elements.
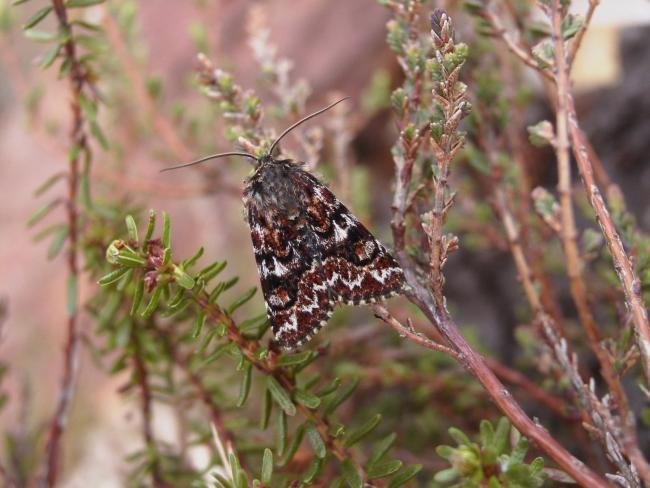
<box><xmin>0</xmin><ymin>0</ymin><xmax>648</xmax><ymax>487</ymax></box>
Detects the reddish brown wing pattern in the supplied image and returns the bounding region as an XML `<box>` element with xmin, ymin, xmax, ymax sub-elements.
<box><xmin>246</xmin><ymin>201</ymin><xmax>333</xmax><ymax>349</ymax></box>
<box><xmin>245</xmin><ymin>160</ymin><xmax>339</xmax><ymax>349</ymax></box>
<box><xmin>245</xmin><ymin>160</ymin><xmax>404</xmax><ymax>350</ymax></box>
<box><xmin>299</xmin><ymin>171</ymin><xmax>405</xmax><ymax>307</ymax></box>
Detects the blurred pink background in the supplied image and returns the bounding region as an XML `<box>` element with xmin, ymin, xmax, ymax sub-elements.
<box><xmin>1</xmin><ymin>0</ymin><xmax>649</xmax><ymax>485</ymax></box>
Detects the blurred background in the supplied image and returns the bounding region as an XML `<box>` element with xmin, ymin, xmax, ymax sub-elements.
<box><xmin>0</xmin><ymin>0</ymin><xmax>649</xmax><ymax>485</ymax></box>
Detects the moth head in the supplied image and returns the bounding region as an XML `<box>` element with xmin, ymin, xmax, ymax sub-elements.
<box><xmin>160</xmin><ymin>97</ymin><xmax>350</xmax><ymax>174</ymax></box>
<box><xmin>257</xmin><ymin>154</ymin><xmax>275</xmax><ymax>167</ymax></box>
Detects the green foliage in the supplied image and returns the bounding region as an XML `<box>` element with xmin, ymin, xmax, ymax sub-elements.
<box><xmin>434</xmin><ymin>418</ymin><xmax>545</xmax><ymax>487</ymax></box>
<box><xmin>97</xmin><ymin>211</ymin><xmax>414</xmax><ymax>485</ymax></box>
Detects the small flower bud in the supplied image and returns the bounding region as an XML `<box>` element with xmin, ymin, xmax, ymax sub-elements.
<box><xmin>143</xmin><ymin>271</ymin><xmax>158</xmax><ymax>293</ymax></box>
<box><xmin>106</xmin><ymin>239</ymin><xmax>126</xmax><ymax>265</ymax></box>
<box><xmin>431</xmin><ymin>9</ymin><xmax>455</xmax><ymax>49</ymax></box>
<box><xmin>146</xmin><ymin>238</ymin><xmax>165</xmax><ymax>269</ymax></box>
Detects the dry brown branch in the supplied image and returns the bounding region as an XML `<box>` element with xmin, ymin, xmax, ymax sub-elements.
<box><xmin>495</xmin><ymin>188</ymin><xmax>544</xmax><ymax>315</ymax></box>
<box><xmin>547</xmin><ymin>5</ymin><xmax>636</xmax><ymax>463</ymax></box>
<box><xmin>566</xmin><ymin>99</ymin><xmax>650</xmax><ymax>385</ymax></box>
<box><xmin>548</xmin><ymin>1</ymin><xmax>650</xmax><ymax>482</ymax></box>
<box><xmin>373</xmin><ymin>304</ymin><xmax>459</xmax><ymax>359</ymax></box>
<box><xmin>384</xmin><ymin>9</ymin><xmax>609</xmax><ymax>486</ymax></box>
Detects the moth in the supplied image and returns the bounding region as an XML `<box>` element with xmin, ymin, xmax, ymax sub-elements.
<box><xmin>163</xmin><ymin>98</ymin><xmax>405</xmax><ymax>349</ymax></box>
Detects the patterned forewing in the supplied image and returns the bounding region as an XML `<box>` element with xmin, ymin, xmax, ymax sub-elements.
<box><xmin>247</xmin><ymin>199</ymin><xmax>332</xmax><ymax>349</ymax></box>
<box><xmin>299</xmin><ymin>171</ymin><xmax>405</xmax><ymax>305</ymax></box>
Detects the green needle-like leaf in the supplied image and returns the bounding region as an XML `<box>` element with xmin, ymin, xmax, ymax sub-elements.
<box><xmin>305</xmin><ymin>422</ymin><xmax>327</xmax><ymax>459</ymax></box>
<box><xmin>236</xmin><ymin>362</ymin><xmax>252</xmax><ymax>407</ymax></box>
<box><xmin>267</xmin><ymin>376</ymin><xmax>296</xmax><ymax>416</ymax></box>
<box><xmin>261</xmin><ymin>448</ymin><xmax>273</xmax><ymax>485</ymax></box>
<box><xmin>387</xmin><ymin>464</ymin><xmax>422</xmax><ymax>488</ymax></box>
<box><xmin>344</xmin><ymin>413</ymin><xmax>381</xmax><ymax>447</ymax></box>
<box><xmin>340</xmin><ymin>459</ymin><xmax>363</xmax><ymax>488</ymax></box>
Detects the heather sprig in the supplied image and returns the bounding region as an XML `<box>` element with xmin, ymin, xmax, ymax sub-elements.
<box><xmin>99</xmin><ymin>211</ymin><xmax>417</xmax><ymax>486</ymax></box>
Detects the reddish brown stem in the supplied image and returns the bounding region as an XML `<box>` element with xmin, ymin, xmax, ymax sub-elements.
<box><xmin>566</xmin><ymin>99</ymin><xmax>650</xmax><ymax>385</ymax></box>
<box><xmin>131</xmin><ymin>330</ymin><xmax>165</xmax><ymax>487</ymax></box>
<box><xmin>548</xmin><ymin>5</ymin><xmax>634</xmax><ymax>460</ymax></box>
<box><xmin>550</xmin><ymin>3</ymin><xmax>650</xmax><ymax>483</ymax></box>
<box><xmin>172</xmin><ymin>344</ymin><xmax>238</xmax><ymax>456</ymax></box>
<box><xmin>378</xmin><ymin>306</ymin><xmax>576</xmax><ymax>420</ymax></box>
<box><xmin>397</xmin><ymin>266</ymin><xmax>608</xmax><ymax>486</ymax></box>
<box><xmin>190</xmin><ymin>292</ymin><xmax>366</xmax><ymax>478</ymax></box>
<box><xmin>483</xmin><ymin>357</ymin><xmax>576</xmax><ymax>420</ymax></box>
<box><xmin>373</xmin><ymin>305</ymin><xmax>459</xmax><ymax>359</ymax></box>
<box><xmin>568</xmin><ymin>0</ymin><xmax>600</xmax><ymax>65</ymax></box>
<box><xmin>386</xmin><ymin>8</ymin><xmax>608</xmax><ymax>484</ymax></box>
<box><xmin>41</xmin><ymin>1</ymin><xmax>89</xmax><ymax>485</ymax></box>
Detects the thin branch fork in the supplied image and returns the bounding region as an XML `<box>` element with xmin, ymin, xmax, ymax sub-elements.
<box><xmin>375</xmin><ymin>304</ymin><xmax>576</xmax><ymax>420</ymax></box>
<box><xmin>372</xmin><ymin>304</ymin><xmax>458</xmax><ymax>359</ymax></box>
<box><xmin>477</xmin><ymin>6</ymin><xmax>552</xmax><ymax>82</ymax></box>
<box><xmin>547</xmin><ymin>4</ymin><xmax>636</xmax><ymax>469</ymax></box>
<box><xmin>385</xmin><ymin>8</ymin><xmax>609</xmax><ymax>485</ymax></box>
<box><xmin>567</xmin><ymin>104</ymin><xmax>650</xmax><ymax>384</ymax></box>
<box><xmin>478</xmin><ymin>1</ymin><xmax>615</xmax><ymax>195</ymax></box>
<box><xmin>401</xmin><ymin>273</ymin><xmax>609</xmax><ymax>487</ymax></box>
<box><xmin>568</xmin><ymin>0</ymin><xmax>600</xmax><ymax>65</ymax></box>
<box><xmin>549</xmin><ymin>1</ymin><xmax>650</xmax><ymax>483</ymax></box>
<box><xmin>392</xmin><ymin>155</ymin><xmax>610</xmax><ymax>486</ymax></box>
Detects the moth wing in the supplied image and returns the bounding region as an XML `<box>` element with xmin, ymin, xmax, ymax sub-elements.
<box><xmin>247</xmin><ymin>201</ymin><xmax>332</xmax><ymax>350</ymax></box>
<box><xmin>299</xmin><ymin>172</ymin><xmax>406</xmax><ymax>305</ymax></box>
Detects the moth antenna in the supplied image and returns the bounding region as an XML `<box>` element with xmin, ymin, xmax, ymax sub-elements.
<box><xmin>268</xmin><ymin>96</ymin><xmax>350</xmax><ymax>156</ymax></box>
<box><xmin>160</xmin><ymin>151</ymin><xmax>257</xmax><ymax>173</ymax></box>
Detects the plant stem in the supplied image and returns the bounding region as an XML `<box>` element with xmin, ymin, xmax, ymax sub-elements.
<box><xmin>131</xmin><ymin>329</ymin><xmax>164</xmax><ymax>487</ymax></box>
<box><xmin>550</xmin><ymin>2</ymin><xmax>650</xmax><ymax>481</ymax></box>
<box><xmin>386</xmin><ymin>10</ymin><xmax>608</xmax><ymax>482</ymax></box>
<box><xmin>548</xmin><ymin>4</ymin><xmax>633</xmax><ymax>456</ymax></box>
<box><xmin>41</xmin><ymin>1</ymin><xmax>89</xmax><ymax>485</ymax></box>
<box><xmin>373</xmin><ymin>305</ymin><xmax>458</xmax><ymax>359</ymax></box>
<box><xmin>566</xmin><ymin>92</ymin><xmax>650</xmax><ymax>386</ymax></box>
<box><xmin>568</xmin><ymin>0</ymin><xmax>600</xmax><ymax>65</ymax></box>
<box><xmin>170</xmin><ymin>341</ymin><xmax>239</xmax><ymax>456</ymax></box>
<box><xmin>190</xmin><ymin>292</ymin><xmax>366</xmax><ymax>479</ymax></box>
<box><xmin>397</xmin><ymin>259</ymin><xmax>608</xmax><ymax>486</ymax></box>
<box><xmin>478</xmin><ymin>6</ymin><xmax>552</xmax><ymax>81</ymax></box>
